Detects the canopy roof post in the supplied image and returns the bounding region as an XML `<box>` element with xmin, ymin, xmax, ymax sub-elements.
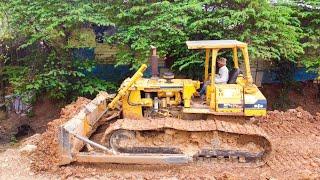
<box><xmin>205</xmin><ymin>49</ymin><xmax>210</xmax><ymax>81</ymax></box>
<box><xmin>240</xmin><ymin>46</ymin><xmax>253</xmax><ymax>83</ymax></box>
<box><xmin>233</xmin><ymin>47</ymin><xmax>239</xmax><ymax>69</ymax></box>
<box><xmin>211</xmin><ymin>49</ymin><xmax>218</xmax><ymax>89</ymax></box>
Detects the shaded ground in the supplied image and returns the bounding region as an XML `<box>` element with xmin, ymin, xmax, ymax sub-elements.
<box><xmin>0</xmin><ymin>98</ymin><xmax>319</xmax><ymax>179</ymax></box>
<box><xmin>0</xmin><ymin>97</ymin><xmax>60</xmax><ymax>147</ymax></box>
<box><xmin>261</xmin><ymin>81</ymin><xmax>320</xmax><ymax>114</ymax></box>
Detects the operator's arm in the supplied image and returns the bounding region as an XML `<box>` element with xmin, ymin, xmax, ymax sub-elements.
<box><xmin>215</xmin><ymin>67</ymin><xmax>229</xmax><ymax>84</ymax></box>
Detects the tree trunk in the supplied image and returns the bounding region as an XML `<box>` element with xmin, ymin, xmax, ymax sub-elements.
<box><xmin>0</xmin><ymin>49</ymin><xmax>7</xmax><ymax>120</ymax></box>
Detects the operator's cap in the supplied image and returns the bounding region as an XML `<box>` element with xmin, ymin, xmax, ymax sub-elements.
<box><xmin>217</xmin><ymin>57</ymin><xmax>227</xmax><ymax>65</ymax></box>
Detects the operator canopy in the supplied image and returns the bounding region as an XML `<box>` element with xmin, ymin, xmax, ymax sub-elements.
<box><xmin>186</xmin><ymin>40</ymin><xmax>247</xmax><ymax>49</ymax></box>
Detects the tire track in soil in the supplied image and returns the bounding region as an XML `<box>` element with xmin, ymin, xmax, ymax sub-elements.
<box><xmin>260</xmin><ymin>109</ymin><xmax>320</xmax><ymax>176</ymax></box>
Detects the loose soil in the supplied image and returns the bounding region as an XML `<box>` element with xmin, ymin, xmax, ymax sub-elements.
<box><xmin>30</xmin><ymin>97</ymin><xmax>91</xmax><ymax>172</ymax></box>
<box><xmin>1</xmin><ymin>99</ymin><xmax>320</xmax><ymax>179</ymax></box>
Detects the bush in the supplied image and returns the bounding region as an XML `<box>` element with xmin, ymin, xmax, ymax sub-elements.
<box><xmin>4</xmin><ymin>53</ymin><xmax>117</xmax><ymax>102</ymax></box>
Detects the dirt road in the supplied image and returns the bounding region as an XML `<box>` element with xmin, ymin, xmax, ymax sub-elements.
<box><xmin>1</xmin><ymin>98</ymin><xmax>320</xmax><ymax>179</ymax></box>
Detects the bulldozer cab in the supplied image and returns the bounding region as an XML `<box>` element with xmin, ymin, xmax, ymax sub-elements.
<box><xmin>185</xmin><ymin>40</ymin><xmax>266</xmax><ymax>116</ymax></box>
<box><xmin>186</xmin><ymin>40</ymin><xmax>252</xmax><ymax>84</ymax></box>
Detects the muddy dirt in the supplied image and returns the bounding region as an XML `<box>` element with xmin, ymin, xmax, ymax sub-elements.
<box><xmin>1</xmin><ymin>99</ymin><xmax>320</xmax><ymax>179</ymax></box>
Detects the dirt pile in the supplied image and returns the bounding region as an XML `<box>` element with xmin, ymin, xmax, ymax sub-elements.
<box><xmin>30</xmin><ymin>97</ymin><xmax>90</xmax><ymax>172</ymax></box>
<box><xmin>257</xmin><ymin>106</ymin><xmax>319</xmax><ymax>123</ymax></box>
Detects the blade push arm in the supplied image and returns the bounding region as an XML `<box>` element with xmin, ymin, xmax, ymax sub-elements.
<box><xmin>108</xmin><ymin>64</ymin><xmax>148</xmax><ymax>109</ymax></box>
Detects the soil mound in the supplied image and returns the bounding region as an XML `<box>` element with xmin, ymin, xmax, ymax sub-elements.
<box><xmin>30</xmin><ymin>97</ymin><xmax>90</xmax><ymax>172</ymax></box>
<box><xmin>257</xmin><ymin>106</ymin><xmax>320</xmax><ymax>124</ymax></box>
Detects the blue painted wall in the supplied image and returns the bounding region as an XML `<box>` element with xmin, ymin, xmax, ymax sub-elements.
<box><xmin>262</xmin><ymin>67</ymin><xmax>318</xmax><ymax>83</ymax></box>
<box><xmin>72</xmin><ymin>48</ymin><xmax>131</xmax><ymax>83</ymax></box>
<box><xmin>72</xmin><ymin>48</ymin><xmax>317</xmax><ymax>84</ymax></box>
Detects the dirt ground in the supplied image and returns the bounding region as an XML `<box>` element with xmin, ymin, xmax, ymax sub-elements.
<box><xmin>1</xmin><ymin>85</ymin><xmax>320</xmax><ymax>179</ymax></box>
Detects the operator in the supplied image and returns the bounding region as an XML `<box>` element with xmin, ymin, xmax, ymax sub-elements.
<box><xmin>199</xmin><ymin>57</ymin><xmax>229</xmax><ymax>97</ymax></box>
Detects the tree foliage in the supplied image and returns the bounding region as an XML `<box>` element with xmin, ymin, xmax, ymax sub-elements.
<box><xmin>289</xmin><ymin>0</ymin><xmax>320</xmax><ymax>73</ymax></box>
<box><xmin>0</xmin><ymin>0</ymin><xmax>116</xmax><ymax>101</ymax></box>
<box><xmin>2</xmin><ymin>0</ymin><xmax>113</xmax><ymax>47</ymax></box>
<box><xmin>106</xmin><ymin>0</ymin><xmax>311</xmax><ymax>78</ymax></box>
<box><xmin>0</xmin><ymin>0</ymin><xmax>319</xmax><ymax>102</ymax></box>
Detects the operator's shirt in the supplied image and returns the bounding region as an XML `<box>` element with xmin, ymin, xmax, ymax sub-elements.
<box><xmin>215</xmin><ymin>66</ymin><xmax>229</xmax><ymax>84</ymax></box>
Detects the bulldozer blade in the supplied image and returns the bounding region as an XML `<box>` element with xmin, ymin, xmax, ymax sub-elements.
<box><xmin>58</xmin><ymin>91</ymin><xmax>113</xmax><ymax>165</ymax></box>
<box><xmin>58</xmin><ymin>64</ymin><xmax>149</xmax><ymax>165</ymax></box>
<box><xmin>75</xmin><ymin>153</ymin><xmax>192</xmax><ymax>164</ymax></box>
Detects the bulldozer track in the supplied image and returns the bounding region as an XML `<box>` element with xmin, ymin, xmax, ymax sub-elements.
<box><xmin>100</xmin><ymin>117</ymin><xmax>272</xmax><ymax>165</ymax></box>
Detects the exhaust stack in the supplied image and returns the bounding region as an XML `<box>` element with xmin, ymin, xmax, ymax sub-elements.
<box><xmin>150</xmin><ymin>45</ymin><xmax>159</xmax><ymax>78</ymax></box>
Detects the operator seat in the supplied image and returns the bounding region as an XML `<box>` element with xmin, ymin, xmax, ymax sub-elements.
<box><xmin>227</xmin><ymin>68</ymin><xmax>240</xmax><ymax>84</ymax></box>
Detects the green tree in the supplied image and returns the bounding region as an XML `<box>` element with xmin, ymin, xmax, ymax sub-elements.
<box><xmin>0</xmin><ymin>0</ymin><xmax>116</xmax><ymax>101</ymax></box>
<box><xmin>290</xmin><ymin>0</ymin><xmax>320</xmax><ymax>74</ymax></box>
<box><xmin>107</xmin><ymin>0</ymin><xmax>304</xmax><ymax>79</ymax></box>
<box><xmin>0</xmin><ymin>53</ymin><xmax>6</xmax><ymax>120</ymax></box>
<box><xmin>0</xmin><ymin>8</ymin><xmax>10</xmax><ymax>120</ymax></box>
<box><xmin>1</xmin><ymin>0</ymin><xmax>318</xmax><ymax>105</ymax></box>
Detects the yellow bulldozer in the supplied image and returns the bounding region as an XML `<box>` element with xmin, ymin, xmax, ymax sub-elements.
<box><xmin>58</xmin><ymin>40</ymin><xmax>271</xmax><ymax>165</ymax></box>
